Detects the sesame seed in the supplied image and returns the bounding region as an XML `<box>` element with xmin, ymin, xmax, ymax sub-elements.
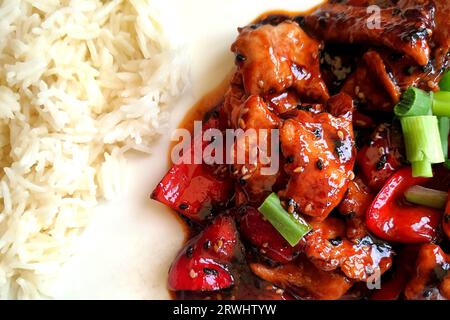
<box><xmin>189</xmin><ymin>269</ymin><xmax>198</xmax><ymax>278</ymax></box>
<box><xmin>379</xmin><ymin>147</ymin><xmax>385</xmax><ymax>156</ymax></box>
<box><xmin>337</xmin><ymin>130</ymin><xmax>344</xmax><ymax>140</ymax></box>
<box><xmin>276</xmin><ymin>289</ymin><xmax>284</xmax><ymax>295</ymax></box>
<box><xmin>325</xmin><ymin>12</ymin><xmax>330</xmax><ymax>18</ymax></box>
<box><xmin>348</xmin><ymin>171</ymin><xmax>355</xmax><ymax>181</ymax></box>
<box><xmin>427</xmin><ymin>80</ymin><xmax>434</xmax><ymax>89</ymax></box>
<box><xmin>305</xmin><ymin>203</ymin><xmax>313</xmax><ymax>212</ymax></box>
<box><xmin>293</xmin><ymin>166</ymin><xmax>302</xmax><ymax>173</ymax></box>
<box><xmin>241</xmin><ymin>166</ymin><xmax>248</xmax><ymax>175</ymax></box>
<box><xmin>242</xmin><ymin>174</ymin><xmax>252</xmax><ymax>180</ymax></box>
<box><xmin>242</xmin><ymin>108</ymin><xmax>249</xmax><ymax>115</ymax></box>
<box><xmin>358</xmin><ymin>92</ymin><xmax>365</xmax><ymax>100</ymax></box>
<box><xmin>288</xmin><ymin>204</ymin><xmax>295</xmax><ymax>214</ymax></box>
<box><xmin>262</xmin><ymin>242</ymin><xmax>269</xmax><ymax>248</ymax></box>
<box><xmin>260</xmin><ymin>249</ymin><xmax>267</xmax><ymax>254</ymax></box>
<box><xmin>239</xmin><ymin>118</ymin><xmax>246</xmax><ymax>129</ymax></box>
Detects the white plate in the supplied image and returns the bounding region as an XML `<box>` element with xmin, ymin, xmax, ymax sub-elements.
<box><xmin>52</xmin><ymin>0</ymin><xmax>323</xmax><ymax>299</ymax></box>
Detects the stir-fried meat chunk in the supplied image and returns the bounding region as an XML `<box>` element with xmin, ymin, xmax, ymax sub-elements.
<box><xmin>342</xmin><ymin>51</ymin><xmax>401</xmax><ymax>112</ymax></box>
<box><xmin>250</xmin><ymin>256</ymin><xmax>353</xmax><ymax>300</ymax></box>
<box><xmin>338</xmin><ymin>177</ymin><xmax>373</xmax><ymax>240</ymax></box>
<box><xmin>230</xmin><ymin>95</ymin><xmax>281</xmax><ymax>203</ymax></box>
<box><xmin>304</xmin><ymin>217</ymin><xmax>393</xmax><ymax>281</ymax></box>
<box><xmin>301</xmin><ymin>2</ymin><xmax>435</xmax><ymax>66</ymax></box>
<box><xmin>405</xmin><ymin>244</ymin><xmax>450</xmax><ymax>300</ymax></box>
<box><xmin>279</xmin><ymin>93</ymin><xmax>355</xmax><ymax>220</ymax></box>
<box><xmin>231</xmin><ymin>21</ymin><xmax>329</xmax><ymax>101</ymax></box>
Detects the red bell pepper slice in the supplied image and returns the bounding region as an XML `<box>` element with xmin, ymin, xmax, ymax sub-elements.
<box><xmin>356</xmin><ymin>124</ymin><xmax>403</xmax><ymax>191</ymax></box>
<box><xmin>239</xmin><ymin>207</ymin><xmax>302</xmax><ymax>264</ymax></box>
<box><xmin>151</xmin><ymin>118</ymin><xmax>232</xmax><ymax>222</ymax></box>
<box><xmin>168</xmin><ymin>215</ymin><xmax>240</xmax><ymax>291</ymax></box>
<box><xmin>366</xmin><ymin>167</ymin><xmax>442</xmax><ymax>244</ymax></box>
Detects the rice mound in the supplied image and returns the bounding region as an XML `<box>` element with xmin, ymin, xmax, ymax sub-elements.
<box><xmin>0</xmin><ymin>0</ymin><xmax>188</xmax><ymax>299</ymax></box>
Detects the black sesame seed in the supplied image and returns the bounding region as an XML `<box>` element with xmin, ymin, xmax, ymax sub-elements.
<box><xmin>203</xmin><ymin>268</ymin><xmax>219</xmax><ymax>276</ymax></box>
<box><xmin>235</xmin><ymin>53</ymin><xmax>246</xmax><ymax>63</ymax></box>
<box><xmin>203</xmin><ymin>240</ymin><xmax>212</xmax><ymax>250</ymax></box>
<box><xmin>185</xmin><ymin>245</ymin><xmax>194</xmax><ymax>258</ymax></box>
<box><xmin>376</xmin><ymin>154</ymin><xmax>388</xmax><ymax>171</ymax></box>
<box><xmin>316</xmin><ymin>159</ymin><xmax>323</xmax><ymax>171</ymax></box>
<box><xmin>423</xmin><ymin>290</ymin><xmax>432</xmax><ymax>298</ymax></box>
<box><xmin>297</xmin><ymin>104</ymin><xmax>312</xmax><ymax>111</ymax></box>
<box><xmin>329</xmin><ymin>237</ymin><xmax>343</xmax><ymax>246</ymax></box>
<box><xmin>444</xmin><ymin>214</ymin><xmax>450</xmax><ymax>224</ymax></box>
<box><xmin>286</xmin><ymin>156</ymin><xmax>295</xmax><ymax>164</ymax></box>
<box><xmin>313</xmin><ymin>128</ymin><xmax>322</xmax><ymax>139</ymax></box>
<box><xmin>179</xmin><ymin>203</ymin><xmax>188</xmax><ymax>210</ymax></box>
<box><xmin>239</xmin><ymin>178</ymin><xmax>247</xmax><ymax>185</ymax></box>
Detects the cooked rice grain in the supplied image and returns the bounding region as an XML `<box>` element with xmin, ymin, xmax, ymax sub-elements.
<box><xmin>0</xmin><ymin>0</ymin><xmax>188</xmax><ymax>299</ymax></box>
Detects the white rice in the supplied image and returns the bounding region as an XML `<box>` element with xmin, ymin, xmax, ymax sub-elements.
<box><xmin>0</xmin><ymin>0</ymin><xmax>188</xmax><ymax>299</ymax></box>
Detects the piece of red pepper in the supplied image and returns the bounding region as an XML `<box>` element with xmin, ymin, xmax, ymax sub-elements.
<box><xmin>239</xmin><ymin>206</ymin><xmax>303</xmax><ymax>264</ymax></box>
<box><xmin>366</xmin><ymin>167</ymin><xmax>442</xmax><ymax>244</ymax></box>
<box><xmin>356</xmin><ymin>123</ymin><xmax>404</xmax><ymax>191</ymax></box>
<box><xmin>151</xmin><ymin>118</ymin><xmax>232</xmax><ymax>222</ymax></box>
<box><xmin>168</xmin><ymin>215</ymin><xmax>240</xmax><ymax>291</ymax></box>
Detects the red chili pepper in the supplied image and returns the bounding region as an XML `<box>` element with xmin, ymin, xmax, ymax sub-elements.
<box><xmin>366</xmin><ymin>167</ymin><xmax>442</xmax><ymax>243</ymax></box>
<box><xmin>356</xmin><ymin>123</ymin><xmax>404</xmax><ymax>191</ymax></box>
<box><xmin>168</xmin><ymin>216</ymin><xmax>240</xmax><ymax>291</ymax></box>
<box><xmin>239</xmin><ymin>207</ymin><xmax>302</xmax><ymax>264</ymax></box>
<box><xmin>151</xmin><ymin>118</ymin><xmax>232</xmax><ymax>222</ymax></box>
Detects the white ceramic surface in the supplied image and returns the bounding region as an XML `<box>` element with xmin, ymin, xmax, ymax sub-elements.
<box><xmin>52</xmin><ymin>0</ymin><xmax>323</xmax><ymax>299</ymax></box>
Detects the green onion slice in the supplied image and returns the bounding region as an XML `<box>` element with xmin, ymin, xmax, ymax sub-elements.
<box><xmin>439</xmin><ymin>70</ymin><xmax>450</xmax><ymax>92</ymax></box>
<box><xmin>400</xmin><ymin>116</ymin><xmax>445</xmax><ymax>177</ymax></box>
<box><xmin>439</xmin><ymin>117</ymin><xmax>450</xmax><ymax>159</ymax></box>
<box><xmin>405</xmin><ymin>185</ymin><xmax>448</xmax><ymax>209</ymax></box>
<box><xmin>258</xmin><ymin>193</ymin><xmax>312</xmax><ymax>247</ymax></box>
<box><xmin>394</xmin><ymin>87</ymin><xmax>433</xmax><ymax>117</ymax></box>
<box><xmin>432</xmin><ymin>91</ymin><xmax>450</xmax><ymax>117</ymax></box>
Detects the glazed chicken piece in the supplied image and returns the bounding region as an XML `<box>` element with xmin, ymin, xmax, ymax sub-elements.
<box><xmin>342</xmin><ymin>50</ymin><xmax>401</xmax><ymax>112</ymax></box>
<box><xmin>338</xmin><ymin>177</ymin><xmax>374</xmax><ymax>240</ymax></box>
<box><xmin>404</xmin><ymin>244</ymin><xmax>450</xmax><ymax>300</ymax></box>
<box><xmin>279</xmin><ymin>93</ymin><xmax>356</xmax><ymax>220</ymax></box>
<box><xmin>230</xmin><ymin>95</ymin><xmax>281</xmax><ymax>204</ymax></box>
<box><xmin>304</xmin><ymin>217</ymin><xmax>393</xmax><ymax>282</ymax></box>
<box><xmin>250</xmin><ymin>256</ymin><xmax>353</xmax><ymax>300</ymax></box>
<box><xmin>301</xmin><ymin>2</ymin><xmax>435</xmax><ymax>66</ymax></box>
<box><xmin>231</xmin><ymin>21</ymin><xmax>329</xmax><ymax>102</ymax></box>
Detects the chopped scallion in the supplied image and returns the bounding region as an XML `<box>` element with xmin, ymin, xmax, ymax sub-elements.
<box><xmin>394</xmin><ymin>87</ymin><xmax>433</xmax><ymax>117</ymax></box>
<box><xmin>405</xmin><ymin>185</ymin><xmax>448</xmax><ymax>209</ymax></box>
<box><xmin>258</xmin><ymin>193</ymin><xmax>312</xmax><ymax>247</ymax></box>
<box><xmin>400</xmin><ymin>116</ymin><xmax>445</xmax><ymax>177</ymax></box>
<box><xmin>439</xmin><ymin>70</ymin><xmax>450</xmax><ymax>92</ymax></box>
<box><xmin>439</xmin><ymin>117</ymin><xmax>450</xmax><ymax>159</ymax></box>
<box><xmin>432</xmin><ymin>91</ymin><xmax>450</xmax><ymax>117</ymax></box>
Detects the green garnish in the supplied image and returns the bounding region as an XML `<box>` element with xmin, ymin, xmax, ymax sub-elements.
<box><xmin>258</xmin><ymin>193</ymin><xmax>312</xmax><ymax>247</ymax></box>
<box><xmin>439</xmin><ymin>117</ymin><xmax>450</xmax><ymax>159</ymax></box>
<box><xmin>405</xmin><ymin>185</ymin><xmax>448</xmax><ymax>209</ymax></box>
<box><xmin>439</xmin><ymin>70</ymin><xmax>450</xmax><ymax>92</ymax></box>
<box><xmin>431</xmin><ymin>91</ymin><xmax>450</xmax><ymax>117</ymax></box>
<box><xmin>394</xmin><ymin>87</ymin><xmax>433</xmax><ymax>117</ymax></box>
<box><xmin>400</xmin><ymin>116</ymin><xmax>445</xmax><ymax>177</ymax></box>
